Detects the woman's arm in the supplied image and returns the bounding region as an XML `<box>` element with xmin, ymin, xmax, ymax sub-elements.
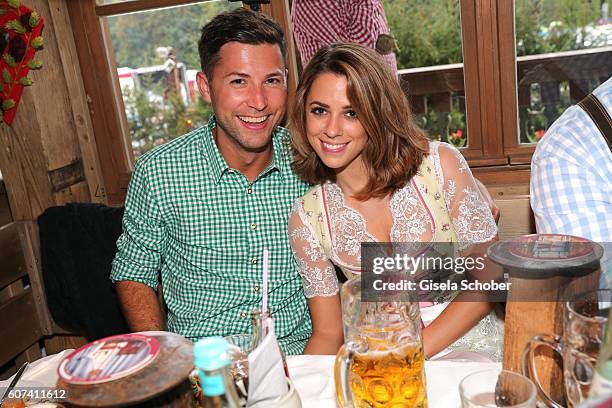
<box><xmin>423</xmin><ymin>300</ymin><xmax>492</xmax><ymax>358</ymax></box>
<box><xmin>303</xmin><ymin>295</ymin><xmax>344</xmax><ymax>355</ymax></box>
<box><xmin>424</xmin><ymin>143</ymin><xmax>501</xmax><ymax>357</ymax></box>
<box><xmin>288</xmin><ymin>200</ymin><xmax>344</xmax><ymax>354</ymax></box>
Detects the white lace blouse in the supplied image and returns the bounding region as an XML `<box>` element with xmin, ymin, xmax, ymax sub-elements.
<box><xmin>288</xmin><ymin>142</ymin><xmax>498</xmax><ymax>298</ymax></box>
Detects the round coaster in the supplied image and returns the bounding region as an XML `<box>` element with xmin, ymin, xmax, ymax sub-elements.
<box><xmin>57</xmin><ymin>332</ymin><xmax>194</xmax><ymax>407</ymax></box>
<box><xmin>58</xmin><ymin>334</ymin><xmax>160</xmax><ymax>384</ymax></box>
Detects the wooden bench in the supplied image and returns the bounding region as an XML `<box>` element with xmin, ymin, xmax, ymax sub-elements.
<box><xmin>489</xmin><ymin>184</ymin><xmax>536</xmax><ymax>239</ymax></box>
<box><xmin>0</xmin><ymin>222</ymin><xmax>50</xmax><ymax>377</ymax></box>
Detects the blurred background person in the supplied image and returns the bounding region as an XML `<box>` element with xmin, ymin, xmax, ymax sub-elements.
<box><xmin>291</xmin><ymin>0</ymin><xmax>399</xmax><ymax>77</ymax></box>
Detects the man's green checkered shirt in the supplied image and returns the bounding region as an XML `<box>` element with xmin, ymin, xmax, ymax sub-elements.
<box><xmin>111</xmin><ymin>117</ymin><xmax>312</xmax><ymax>355</ymax></box>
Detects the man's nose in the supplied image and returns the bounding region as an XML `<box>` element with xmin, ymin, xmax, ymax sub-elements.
<box><xmin>248</xmin><ymin>85</ymin><xmax>267</xmax><ymax>111</ymax></box>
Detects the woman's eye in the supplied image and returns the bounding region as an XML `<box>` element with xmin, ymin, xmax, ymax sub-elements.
<box><xmin>310</xmin><ymin>107</ymin><xmax>326</xmax><ymax>115</ymax></box>
<box><xmin>267</xmin><ymin>78</ymin><xmax>281</xmax><ymax>85</ymax></box>
<box><xmin>346</xmin><ymin>110</ymin><xmax>358</xmax><ymax>118</ymax></box>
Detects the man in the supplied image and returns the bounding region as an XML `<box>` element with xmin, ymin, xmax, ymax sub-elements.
<box><xmin>111</xmin><ymin>8</ymin><xmax>311</xmax><ymax>355</ymax></box>
<box><xmin>291</xmin><ymin>0</ymin><xmax>398</xmax><ymax>76</ymax></box>
<box><xmin>531</xmin><ymin>76</ymin><xmax>612</xmax><ymax>286</ymax></box>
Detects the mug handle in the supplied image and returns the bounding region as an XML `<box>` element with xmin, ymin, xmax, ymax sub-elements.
<box><xmin>521</xmin><ymin>333</ymin><xmax>564</xmax><ymax>408</ymax></box>
<box><xmin>334</xmin><ymin>343</ymin><xmax>356</xmax><ymax>408</ymax></box>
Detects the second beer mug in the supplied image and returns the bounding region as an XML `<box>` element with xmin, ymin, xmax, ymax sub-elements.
<box><xmin>334</xmin><ymin>278</ymin><xmax>427</xmax><ymax>408</ymax></box>
<box><xmin>523</xmin><ymin>289</ymin><xmax>611</xmax><ymax>407</ymax></box>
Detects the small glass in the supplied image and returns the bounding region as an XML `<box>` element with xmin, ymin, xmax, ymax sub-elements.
<box><xmin>459</xmin><ymin>369</ymin><xmax>537</xmax><ymax>408</ymax></box>
<box><xmin>224</xmin><ymin>334</ymin><xmax>253</xmax><ymax>382</ymax></box>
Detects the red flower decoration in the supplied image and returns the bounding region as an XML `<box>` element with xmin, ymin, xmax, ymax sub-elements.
<box><xmin>0</xmin><ymin>0</ymin><xmax>44</xmax><ymax>125</ymax></box>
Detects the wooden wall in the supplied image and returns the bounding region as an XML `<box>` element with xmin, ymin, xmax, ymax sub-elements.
<box><xmin>0</xmin><ymin>0</ymin><xmax>97</xmax><ymax>358</ymax></box>
<box><xmin>0</xmin><ymin>0</ymin><xmax>106</xmax><ymax>223</ymax></box>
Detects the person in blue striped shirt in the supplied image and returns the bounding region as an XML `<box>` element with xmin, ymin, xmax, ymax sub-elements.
<box><xmin>530</xmin><ymin>76</ymin><xmax>612</xmax><ymax>288</ymax></box>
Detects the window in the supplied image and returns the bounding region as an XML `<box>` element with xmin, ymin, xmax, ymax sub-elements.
<box><xmin>386</xmin><ymin>1</ymin><xmax>469</xmax><ymax>150</ymax></box>
<box><xmin>515</xmin><ymin>0</ymin><xmax>611</xmax><ymax>145</ymax></box>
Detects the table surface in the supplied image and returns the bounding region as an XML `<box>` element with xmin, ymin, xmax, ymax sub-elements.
<box><xmin>1</xmin><ymin>349</ymin><xmax>500</xmax><ymax>408</ymax></box>
<box><xmin>287</xmin><ymin>354</ymin><xmax>500</xmax><ymax>408</ymax></box>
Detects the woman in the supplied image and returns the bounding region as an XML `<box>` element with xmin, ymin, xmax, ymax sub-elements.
<box><xmin>288</xmin><ymin>43</ymin><xmax>502</xmax><ymax>359</ymax></box>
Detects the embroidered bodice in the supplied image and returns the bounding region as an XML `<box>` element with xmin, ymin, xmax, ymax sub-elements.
<box><xmin>288</xmin><ymin>142</ymin><xmax>498</xmax><ymax>298</ymax></box>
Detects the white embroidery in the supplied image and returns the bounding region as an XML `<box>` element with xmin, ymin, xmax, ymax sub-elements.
<box><xmin>296</xmin><ymin>258</ymin><xmax>339</xmax><ymax>298</ymax></box>
<box><xmin>456</xmin><ymin>150</ymin><xmax>469</xmax><ymax>173</ymax></box>
<box><xmin>454</xmin><ymin>187</ymin><xmax>497</xmax><ymax>250</ymax></box>
<box><xmin>445</xmin><ymin>179</ymin><xmax>457</xmax><ymax>210</ymax></box>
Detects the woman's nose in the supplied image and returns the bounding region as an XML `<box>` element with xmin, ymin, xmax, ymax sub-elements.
<box><xmin>324</xmin><ymin>115</ymin><xmax>342</xmax><ymax>138</ymax></box>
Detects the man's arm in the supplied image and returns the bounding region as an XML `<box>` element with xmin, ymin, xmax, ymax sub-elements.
<box><xmin>116</xmin><ymin>281</ymin><xmax>166</xmax><ymax>332</ymax></box>
<box><xmin>111</xmin><ymin>159</ymin><xmax>167</xmax><ymax>331</ymax></box>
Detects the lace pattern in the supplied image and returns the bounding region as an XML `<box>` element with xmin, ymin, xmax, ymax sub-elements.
<box><xmin>446</xmin><ymin>311</ymin><xmax>505</xmax><ymax>362</ymax></box>
<box><xmin>289</xmin><ymin>201</ymin><xmax>339</xmax><ymax>298</ymax></box>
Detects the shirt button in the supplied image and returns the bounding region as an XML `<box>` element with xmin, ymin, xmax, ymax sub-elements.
<box><xmin>254</xmin><ymin>285</ymin><xmax>260</xmax><ymax>292</ymax></box>
<box><xmin>240</xmin><ymin>312</ymin><xmax>247</xmax><ymax>318</ymax></box>
<box><xmin>247</xmin><ymin>188</ymin><xmax>253</xmax><ymax>194</ymax></box>
<box><xmin>250</xmin><ymin>223</ymin><xmax>257</xmax><ymax>230</ymax></box>
<box><xmin>251</xmin><ymin>258</ymin><xmax>258</xmax><ymax>265</ymax></box>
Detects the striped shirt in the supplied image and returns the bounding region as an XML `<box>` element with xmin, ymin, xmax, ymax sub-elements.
<box><xmin>291</xmin><ymin>0</ymin><xmax>398</xmax><ymax>76</ymax></box>
<box><xmin>530</xmin><ymin>76</ymin><xmax>612</xmax><ymax>286</ymax></box>
<box><xmin>111</xmin><ymin>117</ymin><xmax>312</xmax><ymax>354</ymax></box>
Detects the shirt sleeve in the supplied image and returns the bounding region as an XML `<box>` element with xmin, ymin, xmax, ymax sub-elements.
<box><xmin>530</xmin><ymin>107</ymin><xmax>612</xmax><ymax>241</ymax></box>
<box><xmin>288</xmin><ymin>199</ymin><xmax>339</xmax><ymax>298</ymax></box>
<box><xmin>110</xmin><ymin>159</ymin><xmax>166</xmax><ymax>289</ymax></box>
<box><xmin>437</xmin><ymin>143</ymin><xmax>498</xmax><ymax>248</ymax></box>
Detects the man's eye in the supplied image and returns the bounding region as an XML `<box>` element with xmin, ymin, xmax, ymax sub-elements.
<box><xmin>230</xmin><ymin>78</ymin><xmax>245</xmax><ymax>85</ymax></box>
<box><xmin>310</xmin><ymin>107</ymin><xmax>326</xmax><ymax>115</ymax></box>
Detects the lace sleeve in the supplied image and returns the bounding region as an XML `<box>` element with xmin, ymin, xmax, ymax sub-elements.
<box><xmin>288</xmin><ymin>199</ymin><xmax>339</xmax><ymax>298</ymax></box>
<box><xmin>436</xmin><ymin>143</ymin><xmax>498</xmax><ymax>247</ymax></box>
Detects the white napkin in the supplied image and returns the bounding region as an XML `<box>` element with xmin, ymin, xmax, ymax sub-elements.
<box><xmin>287</xmin><ymin>355</ymin><xmax>336</xmax><ymax>407</ymax></box>
<box><xmin>246</xmin><ymin>318</ymin><xmax>289</xmax><ymax>407</ymax></box>
<box><xmin>0</xmin><ymin>349</ymin><xmax>74</xmax><ymax>388</ymax></box>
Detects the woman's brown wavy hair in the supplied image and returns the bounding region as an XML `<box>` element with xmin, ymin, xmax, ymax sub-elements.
<box><xmin>289</xmin><ymin>43</ymin><xmax>429</xmax><ymax>200</ymax></box>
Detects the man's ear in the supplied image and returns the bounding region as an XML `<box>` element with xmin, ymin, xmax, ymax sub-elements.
<box><xmin>196</xmin><ymin>71</ymin><xmax>212</xmax><ymax>104</ymax></box>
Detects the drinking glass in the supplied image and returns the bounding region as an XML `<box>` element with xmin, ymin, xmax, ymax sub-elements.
<box><xmin>523</xmin><ymin>289</ymin><xmax>611</xmax><ymax>407</ymax></box>
<box><xmin>334</xmin><ymin>277</ymin><xmax>427</xmax><ymax>407</ymax></box>
<box><xmin>459</xmin><ymin>369</ymin><xmax>537</xmax><ymax>408</ymax></box>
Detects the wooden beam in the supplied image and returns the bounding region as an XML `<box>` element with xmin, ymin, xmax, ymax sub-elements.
<box><xmin>48</xmin><ymin>161</ymin><xmax>86</xmax><ymax>193</ymax></box>
<box><xmin>19</xmin><ymin>222</ymin><xmax>56</xmax><ymax>336</ymax></box>
<box><xmin>66</xmin><ymin>0</ymin><xmax>133</xmax><ymax>205</ymax></box>
<box><xmin>0</xmin><ymin>90</ymin><xmax>56</xmax><ymax>220</ymax></box>
<box><xmin>95</xmin><ymin>0</ymin><xmax>209</xmax><ymax>16</ymax></box>
<box><xmin>48</xmin><ymin>0</ymin><xmax>108</xmax><ymax>205</ymax></box>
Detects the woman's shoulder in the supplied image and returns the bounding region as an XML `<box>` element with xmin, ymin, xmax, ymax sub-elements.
<box><xmin>428</xmin><ymin>140</ymin><xmax>461</xmax><ymax>158</ymax></box>
<box><xmin>293</xmin><ymin>184</ymin><xmax>324</xmax><ymax>214</ymax></box>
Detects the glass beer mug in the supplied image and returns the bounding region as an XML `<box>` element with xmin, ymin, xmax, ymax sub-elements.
<box><xmin>334</xmin><ymin>277</ymin><xmax>427</xmax><ymax>408</ymax></box>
